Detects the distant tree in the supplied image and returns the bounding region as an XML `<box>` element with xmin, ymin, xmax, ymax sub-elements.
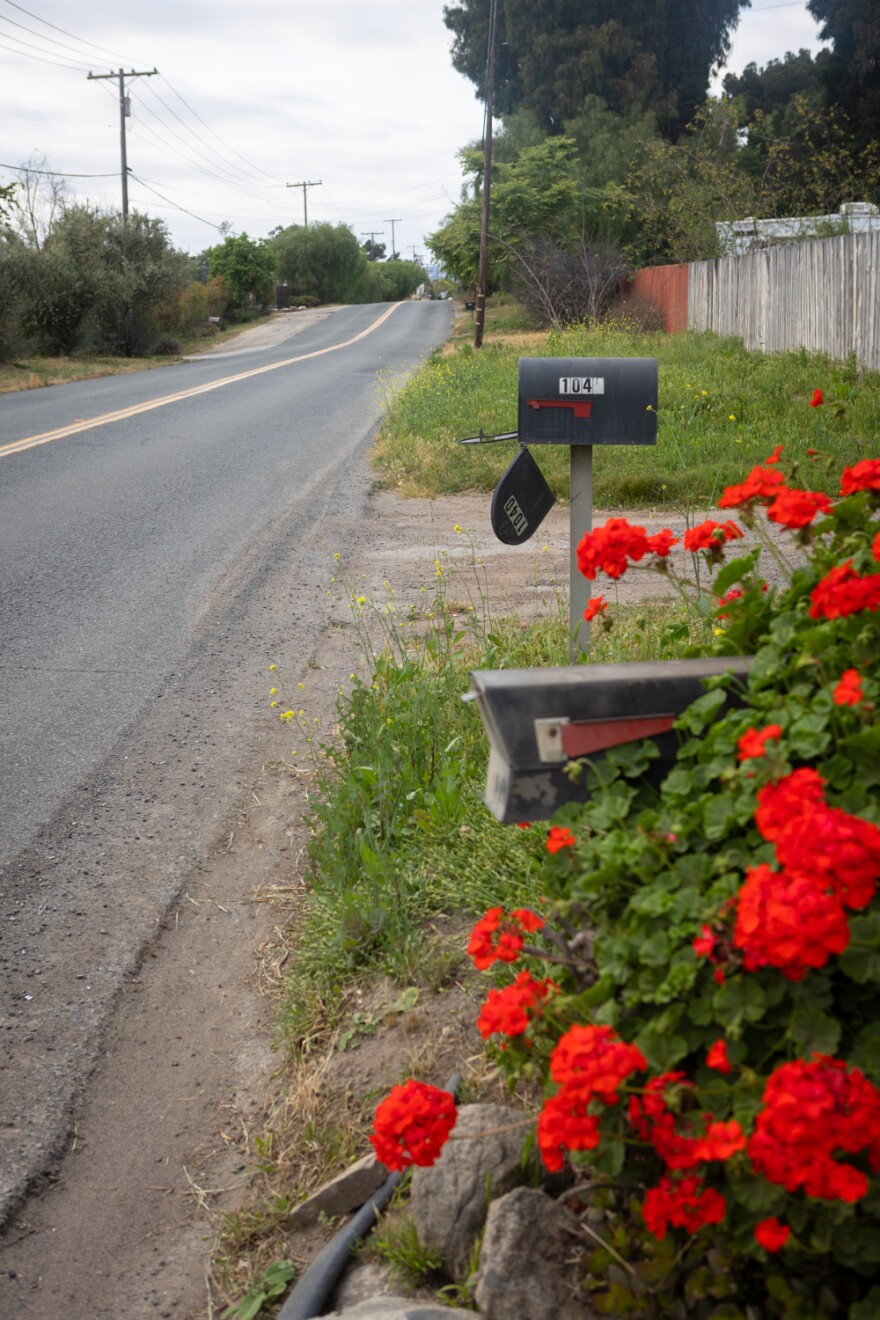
<box><xmin>443</xmin><ymin>0</ymin><xmax>749</xmax><ymax>139</ymax></box>
<box><xmin>7</xmin><ymin>154</ymin><xmax>68</xmax><ymax>250</ymax></box>
<box><xmin>272</xmin><ymin>223</ymin><xmax>365</xmax><ymax>303</ymax></box>
<box><xmin>204</xmin><ymin>232</ymin><xmax>276</xmax><ymax>315</ymax></box>
<box><xmin>361</xmin><ymin>238</ymin><xmax>387</xmax><ymax>262</ymax></box>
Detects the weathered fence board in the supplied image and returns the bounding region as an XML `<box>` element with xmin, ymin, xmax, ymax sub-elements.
<box><xmin>688</xmin><ymin>232</ymin><xmax>880</xmax><ymax>372</ymax></box>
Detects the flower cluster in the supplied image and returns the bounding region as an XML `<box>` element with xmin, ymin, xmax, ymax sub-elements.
<box><xmin>717</xmin><ymin>463</ymin><xmax>786</xmax><ymax>509</ymax></box>
<box><xmin>841</xmin><ymin>458</ymin><xmax>880</xmax><ymax>497</ymax></box>
<box><xmin>809</xmin><ymin>560</ymin><xmax>880</xmax><ymax>620</ymax></box>
<box><xmin>732</xmin><ymin>766</ymin><xmax>880</xmax><ymax>977</ymax></box>
<box><xmin>546</xmin><ymin>825</ymin><xmax>576</xmax><ymax>854</ymax></box>
<box><xmin>370</xmin><ymin>1080</ymin><xmax>457</xmax><ymax>1172</ymax></box>
<box><xmin>642</xmin><ymin>1175</ymin><xmax>727</xmax><ymax>1240</ymax></box>
<box><xmin>467</xmin><ymin>906</ymin><xmax>543</xmax><ymax>970</ymax></box>
<box><xmin>576</xmin><ymin>518</ymin><xmax>678</xmax><ymax>581</ymax></box>
<box><xmin>736</xmin><ymin>723</ymin><xmax>782</xmax><ymax>762</ymax></box>
<box><xmin>629</xmin><ymin>1072</ymin><xmax>745</xmax><ymax>1170</ymax></box>
<box><xmin>537</xmin><ymin>1025</ymin><xmax>647</xmax><ymax>1172</ymax></box>
<box><xmin>476</xmin><ymin>971</ymin><xmax>556</xmax><ymax>1044</ymax></box>
<box><xmin>748</xmin><ymin>1057</ymin><xmax>880</xmax><ymax>1202</ymax></box>
<box><xmin>683</xmin><ymin>519</ymin><xmax>744</xmax><ymax>555</ymax></box>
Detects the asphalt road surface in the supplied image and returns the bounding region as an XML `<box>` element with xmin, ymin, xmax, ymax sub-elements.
<box><xmin>0</xmin><ymin>300</ymin><xmax>453</xmax><ymax>1222</ymax></box>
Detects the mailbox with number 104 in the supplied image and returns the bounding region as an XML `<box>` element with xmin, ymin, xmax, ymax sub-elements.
<box><xmin>518</xmin><ymin>356</ymin><xmax>657</xmax><ymax>446</ymax></box>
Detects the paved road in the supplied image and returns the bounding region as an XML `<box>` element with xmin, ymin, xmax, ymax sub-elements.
<box><xmin>0</xmin><ymin>299</ymin><xmax>452</xmax><ymax>1219</ymax></box>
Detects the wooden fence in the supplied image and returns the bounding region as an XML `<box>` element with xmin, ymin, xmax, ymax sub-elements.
<box><xmin>687</xmin><ymin>232</ymin><xmax>880</xmax><ymax>372</ymax></box>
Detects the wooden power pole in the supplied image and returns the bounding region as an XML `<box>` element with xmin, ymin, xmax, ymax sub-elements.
<box><xmin>474</xmin><ymin>0</ymin><xmax>498</xmax><ymax>349</ymax></box>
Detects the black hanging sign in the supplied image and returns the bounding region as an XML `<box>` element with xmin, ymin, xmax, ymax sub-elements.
<box><xmin>490</xmin><ymin>446</ymin><xmax>556</xmax><ymax>545</ymax></box>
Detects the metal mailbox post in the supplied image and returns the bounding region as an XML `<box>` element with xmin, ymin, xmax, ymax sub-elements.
<box><xmin>470</xmin><ymin>657</ymin><xmax>751</xmax><ymax>823</ymax></box>
<box><xmin>518</xmin><ymin>357</ymin><xmax>657</xmax><ymax>656</ymax></box>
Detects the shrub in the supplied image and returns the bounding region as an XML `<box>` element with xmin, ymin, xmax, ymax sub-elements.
<box><xmin>372</xmin><ymin>437</ymin><xmax>880</xmax><ymax>1314</ymax></box>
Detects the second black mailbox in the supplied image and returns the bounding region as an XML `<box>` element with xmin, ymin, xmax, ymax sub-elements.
<box><xmin>470</xmin><ymin>658</ymin><xmax>752</xmax><ymax>824</ymax></box>
<box><xmin>518</xmin><ymin>356</ymin><xmax>658</xmax><ymax>446</ymax></box>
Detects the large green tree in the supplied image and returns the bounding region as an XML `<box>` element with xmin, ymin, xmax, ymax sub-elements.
<box><xmin>443</xmin><ymin>0</ymin><xmax>749</xmax><ymax>138</ymax></box>
<box><xmin>807</xmin><ymin>0</ymin><xmax>880</xmax><ymax>147</ymax></box>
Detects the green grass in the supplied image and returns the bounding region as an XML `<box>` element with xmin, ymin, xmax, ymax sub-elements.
<box><xmin>279</xmin><ymin>564</ymin><xmax>707</xmax><ymax>1047</ymax></box>
<box><xmin>0</xmin><ymin>314</ymin><xmax>274</xmax><ymax>394</ymax></box>
<box><xmin>373</xmin><ymin>322</ymin><xmax>880</xmax><ymax>508</ymax></box>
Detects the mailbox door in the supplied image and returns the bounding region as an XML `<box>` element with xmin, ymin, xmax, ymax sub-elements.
<box><xmin>518</xmin><ymin>357</ymin><xmax>657</xmax><ymax>446</ymax></box>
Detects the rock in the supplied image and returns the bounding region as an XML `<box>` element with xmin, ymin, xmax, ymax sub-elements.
<box><xmin>410</xmin><ymin>1103</ymin><xmax>527</xmax><ymax>1281</ymax></box>
<box><xmin>327</xmin><ymin>1261</ymin><xmax>400</xmax><ymax>1311</ymax></box>
<box><xmin>322</xmin><ymin>1299</ymin><xmax>474</xmax><ymax>1319</ymax></box>
<box><xmin>473</xmin><ymin>1186</ymin><xmax>591</xmax><ymax>1320</ymax></box>
<box><xmin>288</xmin><ymin>1154</ymin><xmax>389</xmax><ymax>1227</ymax></box>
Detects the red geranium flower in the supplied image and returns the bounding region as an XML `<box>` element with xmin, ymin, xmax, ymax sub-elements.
<box><xmin>834</xmin><ymin>668</ymin><xmax>864</xmax><ymax>707</ymax></box>
<box><xmin>737</xmin><ymin>723</ymin><xmax>783</xmax><ymax>761</ymax></box>
<box><xmin>576</xmin><ymin>518</ymin><xmax>650</xmax><ymax>580</ymax></box>
<box><xmin>809</xmin><ymin>389</ymin><xmax>824</xmax><ymax>407</ymax></box>
<box><xmin>546</xmin><ymin>825</ymin><xmax>576</xmax><ymax>854</ymax></box>
<box><xmin>748</xmin><ymin>1057</ymin><xmax>880</xmax><ymax>1203</ymax></box>
<box><xmin>536</xmin><ymin>1088</ymin><xmax>602</xmax><ymax>1172</ymax></box>
<box><xmin>774</xmin><ymin>807</ymin><xmax>880</xmax><ymax>910</ymax></box>
<box><xmin>706</xmin><ymin>1040</ymin><xmax>732</xmax><ymax>1074</ymax></box>
<box><xmin>755</xmin><ymin>1218</ymin><xmax>791</xmax><ymax>1252</ymax></box>
<box><xmin>683</xmin><ymin>519</ymin><xmax>744</xmax><ymax>553</ymax></box>
<box><xmin>755</xmin><ymin>768</ymin><xmax>827</xmax><ymax>841</ymax></box>
<box><xmin>733</xmin><ymin>863</ymin><xmax>850</xmax><ymax>979</ymax></box>
<box><xmin>718</xmin><ymin>464</ymin><xmax>787</xmax><ymax>509</ymax></box>
<box><xmin>630</xmin><ymin>1073</ymin><xmax>745</xmax><ymax>1169</ymax></box>
<box><xmin>467</xmin><ymin>907</ymin><xmax>543</xmax><ymax>970</ymax></box>
<box><xmin>642</xmin><ymin>1174</ymin><xmax>726</xmax><ymax>1239</ymax></box>
<box><xmin>765</xmin><ymin>444</ymin><xmax>784</xmax><ymax>464</ymax></box>
<box><xmin>370</xmin><ymin>1079</ymin><xmax>457</xmax><ymax>1171</ymax></box>
<box><xmin>646</xmin><ymin>528</ymin><xmax>679</xmax><ymax>556</ymax></box>
<box><xmin>583</xmin><ymin>595</ymin><xmax>607</xmax><ymax>622</ymax></box>
<box><xmin>873</xmin><ymin>530</ymin><xmax>880</xmax><ymax>562</ymax></box>
<box><xmin>766</xmin><ymin>488</ymin><xmax>833</xmax><ymax>529</ymax></box>
<box><xmin>693</xmin><ymin>924</ymin><xmax>717</xmax><ymax>959</ymax></box>
<box><xmin>809</xmin><ymin>560</ymin><xmax>880</xmax><ymax>620</ymax></box>
<box><xmin>841</xmin><ymin>458</ymin><xmax>880</xmax><ymax>496</ymax></box>
<box><xmin>476</xmin><ymin>971</ymin><xmax>556</xmax><ymax>1043</ymax></box>
<box><xmin>550</xmin><ymin>1024</ymin><xmax>647</xmax><ymax>1104</ymax></box>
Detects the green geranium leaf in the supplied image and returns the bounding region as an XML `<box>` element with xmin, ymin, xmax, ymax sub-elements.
<box><xmin>677</xmin><ymin>688</ymin><xmax>728</xmax><ymax>734</ymax></box>
<box><xmin>789</xmin><ymin>1003</ymin><xmax>841</xmax><ymax>1056</ymax></box>
<box><xmin>787</xmin><ymin>711</ymin><xmax>832</xmax><ymax>760</ymax></box>
<box><xmin>713</xmin><ymin>976</ymin><xmax>766</xmax><ymax>1030</ymax></box>
<box><xmin>711</xmin><ymin>548</ymin><xmax>762</xmax><ymax>598</ymax></box>
<box><xmin>850</xmin><ymin>1023</ymin><xmax>880</xmax><ymax>1082</ymax></box>
<box><xmin>840</xmin><ymin>913</ymin><xmax>880</xmax><ymax>985</ymax></box>
<box><xmin>635</xmin><ymin>1028</ymin><xmax>688</xmax><ymax>1072</ymax></box>
<box><xmin>728</xmin><ymin>1173</ymin><xmax>786</xmax><ymax>1215</ymax></box>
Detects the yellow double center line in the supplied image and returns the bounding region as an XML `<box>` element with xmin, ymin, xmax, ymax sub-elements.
<box><xmin>0</xmin><ymin>302</ymin><xmax>402</xmax><ymax>461</ymax></box>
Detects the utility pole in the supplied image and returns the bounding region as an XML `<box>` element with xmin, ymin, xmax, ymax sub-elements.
<box><xmin>385</xmin><ymin>218</ymin><xmax>402</xmax><ymax>259</ymax></box>
<box><xmin>362</xmin><ymin>229</ymin><xmax>384</xmax><ymax>247</ymax></box>
<box><xmin>286</xmin><ymin>180</ymin><xmax>322</xmax><ymax>228</ymax></box>
<box><xmin>87</xmin><ymin>67</ymin><xmax>158</xmax><ymax>223</ymax></box>
<box><xmin>474</xmin><ymin>0</ymin><xmax>498</xmax><ymax>348</ymax></box>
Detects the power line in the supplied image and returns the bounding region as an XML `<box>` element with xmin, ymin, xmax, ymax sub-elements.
<box><xmin>0</xmin><ymin>34</ymin><xmax>92</xmax><ymax>70</ymax></box>
<box><xmin>159</xmin><ymin>76</ymin><xmax>282</xmax><ymax>185</ymax></box>
<box><xmin>0</xmin><ymin>160</ymin><xmax>117</xmax><ymax>177</ymax></box>
<box><xmin>139</xmin><ymin>81</ymin><xmax>279</xmax><ymax>188</ymax></box>
<box><xmin>128</xmin><ymin>173</ymin><xmax>223</xmax><ymax>231</ymax></box>
<box><xmin>0</xmin><ymin>0</ymin><xmax>142</xmax><ymax>64</ymax></box>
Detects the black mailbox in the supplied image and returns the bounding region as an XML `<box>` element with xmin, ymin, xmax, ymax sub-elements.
<box><xmin>518</xmin><ymin>357</ymin><xmax>657</xmax><ymax>446</ymax></box>
<box><xmin>470</xmin><ymin>658</ymin><xmax>751</xmax><ymax>823</ymax></box>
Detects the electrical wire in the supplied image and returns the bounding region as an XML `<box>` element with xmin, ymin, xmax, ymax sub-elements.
<box><xmin>128</xmin><ymin>173</ymin><xmax>223</xmax><ymax>231</ymax></box>
<box><xmin>0</xmin><ymin>0</ymin><xmax>142</xmax><ymax>64</ymax></box>
<box><xmin>0</xmin><ymin>160</ymin><xmax>117</xmax><ymax>177</ymax></box>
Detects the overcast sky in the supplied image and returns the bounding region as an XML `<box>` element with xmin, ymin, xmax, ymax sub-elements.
<box><xmin>1</xmin><ymin>1</ymin><xmax>826</xmax><ymax>259</ymax></box>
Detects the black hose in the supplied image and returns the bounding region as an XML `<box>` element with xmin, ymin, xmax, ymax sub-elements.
<box><xmin>277</xmin><ymin>1074</ymin><xmax>461</xmax><ymax>1320</ymax></box>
